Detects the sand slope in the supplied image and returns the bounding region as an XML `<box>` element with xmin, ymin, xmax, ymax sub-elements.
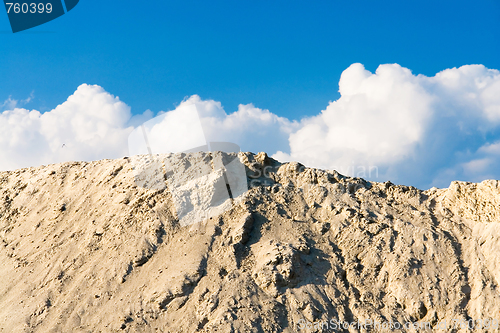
<box><xmin>0</xmin><ymin>152</ymin><xmax>499</xmax><ymax>332</ymax></box>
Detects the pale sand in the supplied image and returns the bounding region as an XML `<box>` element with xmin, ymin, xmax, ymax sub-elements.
<box><xmin>0</xmin><ymin>152</ymin><xmax>499</xmax><ymax>332</ymax></box>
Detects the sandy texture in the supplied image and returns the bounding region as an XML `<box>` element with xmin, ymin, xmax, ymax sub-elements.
<box><xmin>0</xmin><ymin>152</ymin><xmax>499</xmax><ymax>332</ymax></box>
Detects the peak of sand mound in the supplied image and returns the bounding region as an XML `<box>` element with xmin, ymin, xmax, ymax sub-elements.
<box><xmin>0</xmin><ymin>152</ymin><xmax>499</xmax><ymax>332</ymax></box>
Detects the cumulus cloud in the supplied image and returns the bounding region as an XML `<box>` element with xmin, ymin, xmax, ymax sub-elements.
<box><xmin>2</xmin><ymin>63</ymin><xmax>500</xmax><ymax>189</ymax></box>
<box><xmin>274</xmin><ymin>63</ymin><xmax>500</xmax><ymax>188</ymax></box>
<box><xmin>176</xmin><ymin>95</ymin><xmax>298</xmax><ymax>154</ymax></box>
<box><xmin>0</xmin><ymin>85</ymin><xmax>294</xmax><ymax>173</ymax></box>
<box><xmin>0</xmin><ymin>84</ymin><xmax>133</xmax><ymax>171</ymax></box>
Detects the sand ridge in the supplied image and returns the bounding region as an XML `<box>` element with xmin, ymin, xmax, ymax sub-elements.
<box><xmin>0</xmin><ymin>152</ymin><xmax>499</xmax><ymax>332</ymax></box>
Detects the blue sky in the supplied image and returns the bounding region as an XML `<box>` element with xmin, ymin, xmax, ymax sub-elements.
<box><xmin>2</xmin><ymin>0</ymin><xmax>499</xmax><ymax>119</ymax></box>
<box><xmin>1</xmin><ymin>0</ymin><xmax>500</xmax><ymax>189</ymax></box>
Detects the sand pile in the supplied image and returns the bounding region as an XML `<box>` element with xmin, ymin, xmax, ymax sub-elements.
<box><xmin>0</xmin><ymin>152</ymin><xmax>499</xmax><ymax>332</ymax></box>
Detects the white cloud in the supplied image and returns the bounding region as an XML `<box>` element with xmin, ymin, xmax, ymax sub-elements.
<box><xmin>279</xmin><ymin>64</ymin><xmax>433</xmax><ymax>168</ymax></box>
<box><xmin>2</xmin><ymin>63</ymin><xmax>500</xmax><ymax>189</ymax></box>
<box><xmin>0</xmin><ymin>84</ymin><xmax>134</xmax><ymax>171</ymax></box>
<box><xmin>1</xmin><ymin>96</ymin><xmax>20</xmax><ymax>111</ymax></box>
<box><xmin>0</xmin><ymin>86</ymin><xmax>294</xmax><ymax>172</ymax></box>
<box><xmin>274</xmin><ymin>63</ymin><xmax>500</xmax><ymax>188</ymax></box>
<box><xmin>1</xmin><ymin>91</ymin><xmax>35</xmax><ymax>111</ymax></box>
<box><xmin>431</xmin><ymin>140</ymin><xmax>500</xmax><ymax>187</ymax></box>
<box><xmin>176</xmin><ymin>95</ymin><xmax>298</xmax><ymax>154</ymax></box>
